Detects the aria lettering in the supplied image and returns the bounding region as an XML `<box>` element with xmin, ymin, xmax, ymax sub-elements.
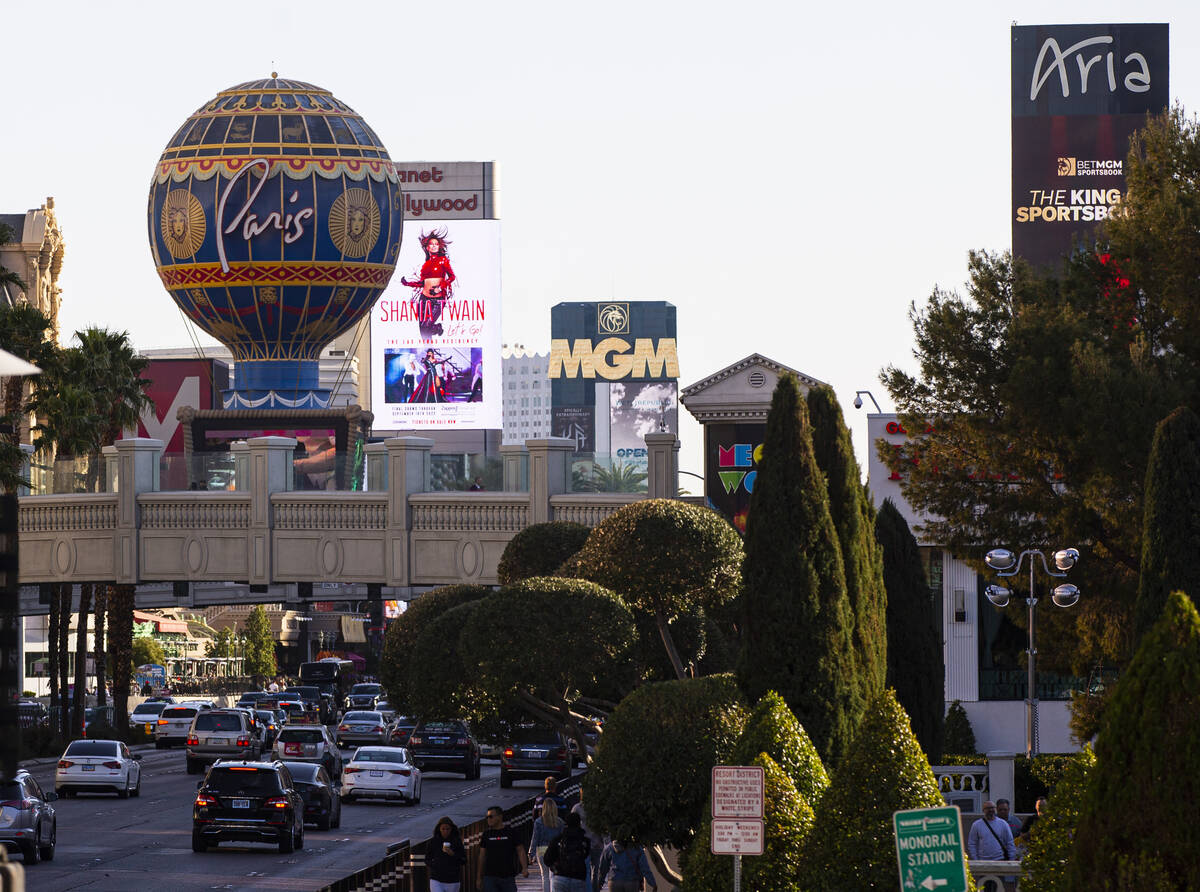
<box><xmin>1029</xmin><ymin>36</ymin><xmax>1151</xmax><ymax>101</ymax></box>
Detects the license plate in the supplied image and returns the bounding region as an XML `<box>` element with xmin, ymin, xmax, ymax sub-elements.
<box><xmin>353</xmin><ymin>726</ymin><xmax>368</xmax><ymax>732</ymax></box>
<box><xmin>82</xmin><ymin>765</ymin><xmax>95</xmax><ymax>772</ymax></box>
<box><xmin>232</xmin><ymin>799</ymin><xmax>250</xmax><ymax>809</ymax></box>
<box><xmin>529</xmin><ymin>749</ymin><xmax>547</xmax><ymax>758</ymax></box>
<box><xmin>370</xmin><ymin>770</ymin><xmax>384</xmax><ymax>777</ymax></box>
<box><xmin>285</xmin><ymin>743</ymin><xmax>301</xmax><ymax>755</ymax></box>
<box><xmin>431</xmin><ymin>737</ymin><xmax>448</xmax><ymax>745</ymax></box>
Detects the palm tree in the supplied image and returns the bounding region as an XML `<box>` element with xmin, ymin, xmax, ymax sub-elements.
<box><xmin>0</xmin><ymin>302</ymin><xmax>55</xmax><ymax>494</ymax></box>
<box><xmin>0</xmin><ymin>222</ymin><xmax>27</xmax><ymax>299</ymax></box>
<box><xmin>592</xmin><ymin>460</ymin><xmax>648</xmax><ymax>493</ymax></box>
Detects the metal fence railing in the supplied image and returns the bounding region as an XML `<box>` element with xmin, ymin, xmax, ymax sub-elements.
<box><xmin>318</xmin><ymin>773</ymin><xmax>584</xmax><ymax>892</ymax></box>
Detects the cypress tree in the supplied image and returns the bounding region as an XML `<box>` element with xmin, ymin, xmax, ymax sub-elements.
<box><xmin>1132</xmin><ymin>406</ymin><xmax>1200</xmax><ymax>649</ymax></box>
<box><xmin>799</xmin><ymin>689</ymin><xmax>975</xmax><ymax>891</ymax></box>
<box><xmin>807</xmin><ymin>384</ymin><xmax>888</xmax><ymax>708</ymax></box>
<box><xmin>1067</xmin><ymin>591</ymin><xmax>1200</xmax><ymax>891</ymax></box>
<box><xmin>875</xmin><ymin>497</ymin><xmax>944</xmax><ymax>761</ymax></box>
<box><xmin>730</xmin><ymin>690</ymin><xmax>829</xmax><ymax>805</ymax></box>
<box><xmin>737</xmin><ymin>374</ymin><xmax>857</xmax><ymax>765</ymax></box>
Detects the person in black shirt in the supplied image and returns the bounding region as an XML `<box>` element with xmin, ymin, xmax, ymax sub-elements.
<box><xmin>478</xmin><ymin>805</ymin><xmax>528</xmax><ymax>892</ymax></box>
<box><xmin>427</xmin><ymin>815</ymin><xmax>467</xmax><ymax>892</ymax></box>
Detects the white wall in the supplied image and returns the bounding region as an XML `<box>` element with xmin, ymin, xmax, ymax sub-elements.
<box><xmin>958</xmin><ymin>700</ymin><xmax>1078</xmax><ymax>754</ymax></box>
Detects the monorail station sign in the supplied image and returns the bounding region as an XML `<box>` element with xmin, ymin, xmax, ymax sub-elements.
<box><xmin>893</xmin><ymin>806</ymin><xmax>968</xmax><ymax>892</ymax></box>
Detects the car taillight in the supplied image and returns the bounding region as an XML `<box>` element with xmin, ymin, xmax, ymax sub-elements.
<box><xmin>264</xmin><ymin>796</ymin><xmax>289</xmax><ymax>809</ymax></box>
<box><xmin>237</xmin><ymin>735</ymin><xmax>251</xmax><ymax>747</ymax></box>
<box><xmin>338</xmin><ymin>725</ymin><xmax>349</xmax><ymax>732</ymax></box>
<box><xmin>157</xmin><ymin>719</ymin><xmax>169</xmax><ymax>725</ymax></box>
<box><xmin>194</xmin><ymin>793</ymin><xmax>217</xmax><ymax>807</ymax></box>
<box><xmin>1</xmin><ymin>800</ymin><xmax>34</xmax><ymax>810</ymax></box>
<box><xmin>58</xmin><ymin>760</ymin><xmax>74</xmax><ymax>769</ymax></box>
<box><xmin>503</xmin><ymin>747</ymin><xmax>514</xmax><ymax>758</ymax></box>
<box><xmin>103</xmin><ymin>761</ymin><xmax>122</xmax><ymax>769</ymax></box>
<box><xmin>390</xmin><ymin>768</ymin><xmax>411</xmax><ymax>776</ymax></box>
<box><xmin>187</xmin><ymin>736</ymin><xmax>199</xmax><ymax>746</ymax></box>
<box><xmin>409</xmin><ymin>735</ymin><xmax>422</xmax><ymax>745</ymax></box>
<box><xmin>555</xmin><ymin>746</ymin><xmax>567</xmax><ymax>758</ymax></box>
<box><xmin>343</xmin><ymin>767</ymin><xmax>359</xmax><ymax>775</ymax></box>
<box><xmin>373</xmin><ymin>726</ymin><xmax>384</xmax><ymax>733</ymax></box>
<box><xmin>455</xmin><ymin>737</ymin><xmax>468</xmax><ymax>745</ymax></box>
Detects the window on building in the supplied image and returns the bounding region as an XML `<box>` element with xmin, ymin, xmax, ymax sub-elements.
<box><xmin>977</xmin><ymin>575</ymin><xmax>1080</xmax><ymax>701</ymax></box>
<box><xmin>532</xmin><ymin>380</ymin><xmax>540</xmax><ymax>389</ymax></box>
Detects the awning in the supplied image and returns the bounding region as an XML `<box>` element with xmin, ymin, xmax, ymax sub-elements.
<box><xmin>340</xmin><ymin>615</ymin><xmax>367</xmax><ymax>644</ymax></box>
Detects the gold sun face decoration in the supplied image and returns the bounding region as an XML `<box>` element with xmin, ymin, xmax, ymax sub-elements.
<box><xmin>258</xmin><ymin>286</ymin><xmax>279</xmax><ymax>305</ymax></box>
<box><xmin>334</xmin><ymin>287</ymin><xmax>351</xmax><ymax>305</ymax></box>
<box><xmin>188</xmin><ymin>288</ymin><xmax>210</xmax><ymax>307</ymax></box>
<box><xmin>160</xmin><ymin>190</ymin><xmax>206</xmax><ymax>258</ymax></box>
<box><xmin>328</xmin><ymin>188</ymin><xmax>380</xmax><ymax>258</ymax></box>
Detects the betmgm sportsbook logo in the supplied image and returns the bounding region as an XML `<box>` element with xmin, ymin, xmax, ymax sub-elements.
<box><xmin>1057</xmin><ymin>157</ymin><xmax>1122</xmax><ymax>177</ymax></box>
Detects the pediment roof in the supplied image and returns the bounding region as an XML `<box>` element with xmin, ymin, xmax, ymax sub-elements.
<box><xmin>680</xmin><ymin>354</ymin><xmax>826</xmax><ymax>422</ymax></box>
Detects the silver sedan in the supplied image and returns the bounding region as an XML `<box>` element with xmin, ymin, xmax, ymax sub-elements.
<box><xmin>335</xmin><ymin>711</ymin><xmax>390</xmax><ymax>748</ymax></box>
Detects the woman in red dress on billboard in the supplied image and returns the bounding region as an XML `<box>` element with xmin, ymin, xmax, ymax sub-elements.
<box><xmin>401</xmin><ymin>228</ymin><xmax>455</xmax><ymax>338</ymax></box>
<box><xmin>411</xmin><ymin>348</ymin><xmax>446</xmax><ymax>403</ymax></box>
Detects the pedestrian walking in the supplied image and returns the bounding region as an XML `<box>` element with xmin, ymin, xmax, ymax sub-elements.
<box><xmin>543</xmin><ymin>812</ymin><xmax>590</xmax><ymax>892</ymax></box>
<box><xmin>428</xmin><ymin>815</ymin><xmax>467</xmax><ymax>892</ymax></box>
<box><xmin>571</xmin><ymin>789</ymin><xmax>606</xmax><ymax>891</ymax></box>
<box><xmin>967</xmin><ymin>801</ymin><xmax>1016</xmax><ymax>861</ymax></box>
<box><xmin>529</xmin><ymin>799</ymin><xmax>565</xmax><ymax>892</ymax></box>
<box><xmin>533</xmin><ymin>776</ymin><xmax>568</xmax><ymax>820</ymax></box>
<box><xmin>477</xmin><ymin>805</ymin><xmax>528</xmax><ymax>892</ymax></box>
<box><xmin>596</xmin><ymin>838</ymin><xmax>657</xmax><ymax>892</ymax></box>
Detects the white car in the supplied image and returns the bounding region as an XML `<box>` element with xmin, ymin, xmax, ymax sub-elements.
<box><xmin>340</xmin><ymin>746</ymin><xmax>421</xmax><ymax>805</ymax></box>
<box><xmin>55</xmin><ymin>739</ymin><xmax>142</xmax><ymax>798</ymax></box>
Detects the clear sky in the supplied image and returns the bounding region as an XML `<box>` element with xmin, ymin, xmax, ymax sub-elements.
<box><xmin>3</xmin><ymin>1</ymin><xmax>1196</xmax><ymax>478</ymax></box>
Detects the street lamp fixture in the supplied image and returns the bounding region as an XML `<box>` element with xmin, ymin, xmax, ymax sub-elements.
<box><xmin>985</xmin><ymin>546</ymin><xmax>1082</xmax><ymax>757</ymax></box>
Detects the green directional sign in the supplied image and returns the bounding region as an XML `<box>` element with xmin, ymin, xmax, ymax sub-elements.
<box><xmin>893</xmin><ymin>805</ymin><xmax>969</xmax><ymax>892</ymax></box>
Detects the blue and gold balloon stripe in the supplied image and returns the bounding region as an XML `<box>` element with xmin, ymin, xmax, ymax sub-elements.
<box><xmin>161</xmin><ymin>114</ymin><xmax>387</xmax><ymax>158</ymax></box>
<box><xmin>153</xmin><ymin>156</ymin><xmax>399</xmax><ymax>185</ymax></box>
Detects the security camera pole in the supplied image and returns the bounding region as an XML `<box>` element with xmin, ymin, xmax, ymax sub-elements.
<box><xmin>984</xmin><ymin>547</ymin><xmax>1081</xmax><ymax>757</ymax></box>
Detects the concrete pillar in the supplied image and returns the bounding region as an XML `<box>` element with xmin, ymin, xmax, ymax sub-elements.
<box><xmin>987</xmin><ymin>751</ymin><xmax>1016</xmax><ymax>810</ymax></box>
<box><xmin>113</xmin><ymin>438</ymin><xmax>164</xmax><ymax>584</ymax></box>
<box><xmin>500</xmin><ymin>444</ymin><xmax>528</xmax><ymax>493</ymax></box>
<box><xmin>364</xmin><ymin>442</ymin><xmax>387</xmax><ymax>492</ymax></box>
<box><xmin>645</xmin><ymin>432</ymin><xmax>679</xmax><ymax>500</ymax></box>
<box><xmin>384</xmin><ymin>437</ymin><xmax>433</xmax><ymax>586</ymax></box>
<box><xmin>102</xmin><ymin>445</ymin><xmax>119</xmax><ymax>493</ymax></box>
<box><xmin>526</xmin><ymin>438</ymin><xmax>574</xmax><ymax>524</ymax></box>
<box><xmin>246</xmin><ymin>437</ymin><xmax>295</xmax><ymax>586</ymax></box>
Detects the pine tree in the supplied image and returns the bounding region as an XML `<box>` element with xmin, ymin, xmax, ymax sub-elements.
<box><xmin>1132</xmin><ymin>406</ymin><xmax>1200</xmax><ymax>649</ymax></box>
<box><xmin>799</xmin><ymin>689</ymin><xmax>974</xmax><ymax>891</ymax></box>
<box><xmin>1020</xmin><ymin>747</ymin><xmax>1095</xmax><ymax>892</ymax></box>
<box><xmin>1067</xmin><ymin>591</ymin><xmax>1200</xmax><ymax>890</ymax></box>
<box><xmin>807</xmin><ymin>384</ymin><xmax>888</xmax><ymax>709</ymax></box>
<box><xmin>875</xmin><ymin>497</ymin><xmax>945</xmax><ymax>761</ymax></box>
<box><xmin>737</xmin><ymin>374</ymin><xmax>857</xmax><ymax>765</ymax></box>
<box><xmin>682</xmin><ymin>752</ymin><xmax>814</xmax><ymax>892</ymax></box>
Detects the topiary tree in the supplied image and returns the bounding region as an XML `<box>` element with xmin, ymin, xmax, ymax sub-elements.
<box><xmin>561</xmin><ymin>499</ymin><xmax>743</xmax><ymax>680</ymax></box>
<box><xmin>244</xmin><ymin>604</ymin><xmax>276</xmax><ymax>678</ymax></box>
<box><xmin>876</xmin><ymin>497</ymin><xmax>944</xmax><ymax>761</ymax></box>
<box><xmin>808</xmin><ymin>384</ymin><xmax>888</xmax><ymax>708</ymax></box>
<box><xmin>379</xmin><ymin>584</ymin><xmax>491</xmax><ymax>711</ymax></box>
<box><xmin>406</xmin><ymin>600</ymin><xmax>497</xmax><ymax>726</ymax></box>
<box><xmin>584</xmin><ymin>674</ymin><xmax>748</xmax><ymax>851</ymax></box>
<box><xmin>799</xmin><ymin>689</ymin><xmax>973</xmax><ymax>891</ymax></box>
<box><xmin>496</xmin><ymin>521</ymin><xmax>591</xmax><ymax>584</ymax></box>
<box><xmin>737</xmin><ymin>373</ymin><xmax>857</xmax><ymax>766</ymax></box>
<box><xmin>1020</xmin><ymin>747</ymin><xmax>1095</xmax><ymax>892</ymax></box>
<box><xmin>943</xmin><ymin>700</ymin><xmax>977</xmax><ymax>755</ymax></box>
<box><xmin>131</xmin><ymin>636</ymin><xmax>165</xmax><ymax>668</ymax></box>
<box><xmin>682</xmin><ymin>751</ymin><xmax>814</xmax><ymax>892</ymax></box>
<box><xmin>1133</xmin><ymin>406</ymin><xmax>1200</xmax><ymax>650</ymax></box>
<box><xmin>730</xmin><ymin>690</ymin><xmax>829</xmax><ymax>805</ymax></box>
<box><xmin>1066</xmin><ymin>590</ymin><xmax>1200</xmax><ymax>891</ymax></box>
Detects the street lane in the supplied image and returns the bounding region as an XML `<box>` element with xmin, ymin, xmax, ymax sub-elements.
<box><xmin>20</xmin><ymin>746</ymin><xmax>558</xmax><ymax>891</ymax></box>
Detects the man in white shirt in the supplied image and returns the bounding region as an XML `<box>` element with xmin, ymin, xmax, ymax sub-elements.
<box><xmin>967</xmin><ymin>801</ymin><xmax>1015</xmax><ymax>861</ymax></box>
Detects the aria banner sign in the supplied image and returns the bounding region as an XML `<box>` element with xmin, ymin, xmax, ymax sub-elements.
<box><xmin>1011</xmin><ymin>24</ymin><xmax>1169</xmax><ymax>268</ymax></box>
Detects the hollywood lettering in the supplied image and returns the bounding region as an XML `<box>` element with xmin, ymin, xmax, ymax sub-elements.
<box><xmin>215</xmin><ymin>159</ymin><xmax>315</xmax><ymax>273</ymax></box>
<box><xmin>547</xmin><ymin>338</ymin><xmax>679</xmax><ymax>380</ymax></box>
<box><xmin>377</xmin><ymin>298</ymin><xmax>486</xmax><ymax>323</ymax></box>
<box><xmin>404</xmin><ymin>194</ymin><xmax>479</xmax><ymax>217</ymax></box>
<box><xmin>717</xmin><ymin>442</ymin><xmax>762</xmax><ymax>495</ymax></box>
<box><xmin>1029</xmin><ymin>35</ymin><xmax>1152</xmax><ymax>101</ymax></box>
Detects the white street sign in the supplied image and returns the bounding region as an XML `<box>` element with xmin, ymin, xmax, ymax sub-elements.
<box><xmin>712</xmin><ymin>765</ymin><xmax>764</xmax><ymax>819</ymax></box>
<box><xmin>711</xmin><ymin>819</ymin><xmax>765</xmax><ymax>855</ymax></box>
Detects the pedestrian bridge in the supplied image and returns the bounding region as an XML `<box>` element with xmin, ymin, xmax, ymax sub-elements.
<box><xmin>15</xmin><ymin>434</ymin><xmax>682</xmax><ymax>615</ymax></box>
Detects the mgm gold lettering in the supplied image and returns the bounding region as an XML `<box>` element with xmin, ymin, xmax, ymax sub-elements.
<box><xmin>547</xmin><ymin>338</ymin><xmax>680</xmax><ymax>380</ymax></box>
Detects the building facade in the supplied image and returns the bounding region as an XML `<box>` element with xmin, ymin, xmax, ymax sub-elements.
<box><xmin>501</xmin><ymin>345</ymin><xmax>550</xmax><ymax>445</ymax></box>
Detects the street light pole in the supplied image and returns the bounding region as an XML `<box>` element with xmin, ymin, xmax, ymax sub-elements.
<box><xmin>984</xmin><ymin>547</ymin><xmax>1081</xmax><ymax>758</ymax></box>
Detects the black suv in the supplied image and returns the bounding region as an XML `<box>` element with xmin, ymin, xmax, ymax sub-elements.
<box><xmin>345</xmin><ymin>683</ymin><xmax>382</xmax><ymax>711</ymax></box>
<box><xmin>284</xmin><ymin>687</ymin><xmax>331</xmax><ymax>723</ymax></box>
<box><xmin>192</xmin><ymin>760</ymin><xmax>305</xmax><ymax>854</ymax></box>
<box><xmin>500</xmin><ymin>725</ymin><xmax>571</xmax><ymax>787</ymax></box>
<box><xmin>408</xmin><ymin>720</ymin><xmax>481</xmax><ymax>779</ymax></box>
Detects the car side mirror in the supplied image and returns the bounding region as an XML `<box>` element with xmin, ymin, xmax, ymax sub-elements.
<box><xmin>133</xmin><ymin>754</ymin><xmax>143</xmax><ymax>761</ymax></box>
<box><xmin>46</xmin><ymin>791</ymin><xmax>58</xmax><ymax>802</ymax></box>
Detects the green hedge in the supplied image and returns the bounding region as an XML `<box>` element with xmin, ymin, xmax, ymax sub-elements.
<box><xmin>496</xmin><ymin>521</ymin><xmax>591</xmax><ymax>584</ymax></box>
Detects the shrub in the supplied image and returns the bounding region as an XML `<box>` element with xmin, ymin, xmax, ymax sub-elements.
<box><xmin>1019</xmin><ymin>747</ymin><xmax>1095</xmax><ymax>892</ymax></box>
<box><xmin>730</xmin><ymin>690</ymin><xmax>829</xmax><ymax>805</ymax></box>
<box><xmin>583</xmin><ymin>674</ymin><xmax>747</xmax><ymax>849</ymax></box>
<box><xmin>1066</xmin><ymin>591</ymin><xmax>1200</xmax><ymax>890</ymax></box>
<box><xmin>799</xmin><ymin>689</ymin><xmax>973</xmax><ymax>891</ymax></box>
<box><xmin>681</xmin><ymin>752</ymin><xmax>814</xmax><ymax>892</ymax></box>
<box><xmin>496</xmin><ymin>521</ymin><xmax>591</xmax><ymax>584</ymax></box>
<box><xmin>943</xmin><ymin>700</ymin><xmax>977</xmax><ymax>755</ymax></box>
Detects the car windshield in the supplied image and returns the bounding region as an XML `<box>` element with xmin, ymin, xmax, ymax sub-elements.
<box><xmin>205</xmin><ymin>767</ymin><xmax>282</xmax><ymax>796</ymax></box>
<box><xmin>255</xmin><ymin>711</ymin><xmax>277</xmax><ymax>724</ymax></box>
<box><xmin>350</xmin><ymin>684</ymin><xmax>380</xmax><ymax>694</ymax></box>
<box><xmin>64</xmin><ymin>741</ymin><xmax>120</xmax><ymax>757</ymax></box>
<box><xmin>420</xmin><ymin>721</ymin><xmax>466</xmax><ymax>734</ymax></box>
<box><xmin>286</xmin><ymin>688</ymin><xmax>319</xmax><ymax>699</ymax></box>
<box><xmin>353</xmin><ymin>749</ymin><xmax>407</xmax><ymax>764</ymax></box>
<box><xmin>132</xmin><ymin>703</ymin><xmax>167</xmax><ymax>716</ymax></box>
<box><xmin>0</xmin><ymin>781</ymin><xmax>24</xmax><ymax>800</ymax></box>
<box><xmin>193</xmin><ymin>713</ymin><xmax>244</xmax><ymax>732</ymax></box>
<box><xmin>163</xmin><ymin>707</ymin><xmax>198</xmax><ymax>719</ymax></box>
<box><xmin>281</xmin><ymin>762</ymin><xmax>320</xmax><ymax>783</ymax></box>
<box><xmin>344</xmin><ymin>712</ymin><xmax>381</xmax><ymax>723</ymax></box>
<box><xmin>511</xmin><ymin>726</ymin><xmax>560</xmax><ymax>744</ymax></box>
<box><xmin>278</xmin><ymin>729</ymin><xmax>324</xmax><ymax>744</ymax></box>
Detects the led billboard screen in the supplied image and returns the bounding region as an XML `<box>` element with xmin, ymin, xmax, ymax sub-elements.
<box><xmin>370</xmin><ymin>219</ymin><xmax>501</xmax><ymax>429</ymax></box>
<box><xmin>704</xmin><ymin>422</ymin><xmax>766</xmax><ymax>535</ymax></box>
<box><xmin>1011</xmin><ymin>23</ymin><xmax>1168</xmax><ymax>267</ymax></box>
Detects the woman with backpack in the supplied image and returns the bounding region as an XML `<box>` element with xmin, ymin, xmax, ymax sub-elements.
<box><xmin>426</xmin><ymin>815</ymin><xmax>467</xmax><ymax>892</ymax></box>
<box><xmin>543</xmin><ymin>811</ymin><xmax>591</xmax><ymax>892</ymax></box>
<box><xmin>528</xmin><ymin>799</ymin><xmax>565</xmax><ymax>892</ymax></box>
<box><xmin>596</xmin><ymin>838</ymin><xmax>657</xmax><ymax>892</ymax></box>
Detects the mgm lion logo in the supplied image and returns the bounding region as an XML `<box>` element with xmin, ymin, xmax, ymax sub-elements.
<box><xmin>1057</xmin><ymin>157</ymin><xmax>1077</xmax><ymax>176</ymax></box>
<box><xmin>328</xmin><ymin>189</ymin><xmax>381</xmax><ymax>258</ymax></box>
<box><xmin>160</xmin><ymin>190</ymin><xmax>206</xmax><ymax>258</ymax></box>
<box><xmin>597</xmin><ymin>302</ymin><xmax>630</xmax><ymax>335</ymax></box>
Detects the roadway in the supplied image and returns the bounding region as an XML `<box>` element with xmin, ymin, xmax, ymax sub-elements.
<box><xmin>17</xmin><ymin>745</ymin><xmax>552</xmax><ymax>891</ymax></box>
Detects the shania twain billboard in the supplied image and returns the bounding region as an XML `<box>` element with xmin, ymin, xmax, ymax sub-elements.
<box><xmin>369</xmin><ymin>219</ymin><xmax>501</xmax><ymax>429</ymax></box>
<box><xmin>1011</xmin><ymin>23</ymin><xmax>1168</xmax><ymax>268</ymax></box>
